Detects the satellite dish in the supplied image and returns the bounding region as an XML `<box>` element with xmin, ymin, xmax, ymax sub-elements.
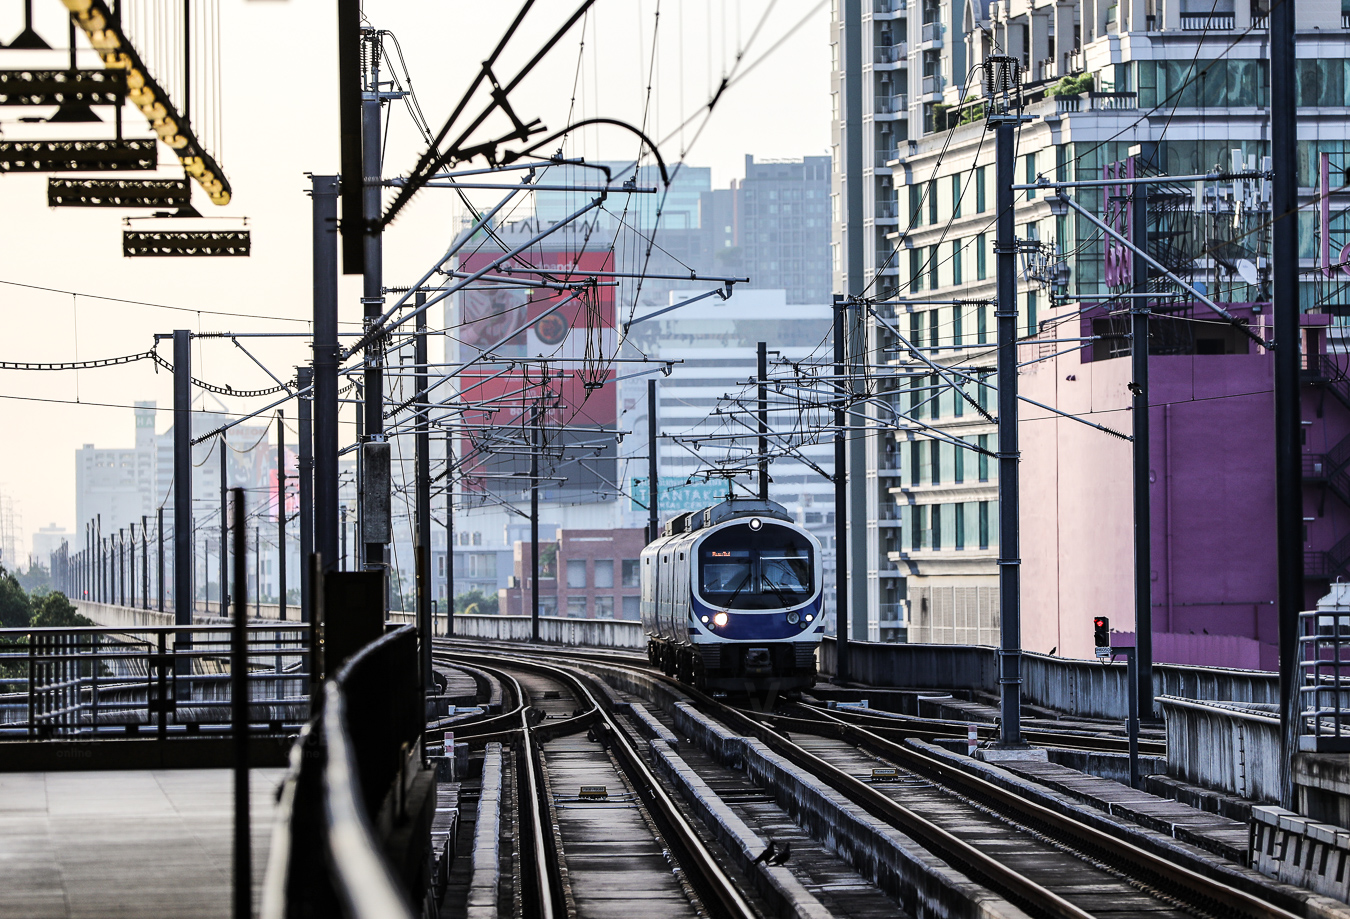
<box><xmin>1236</xmin><ymin>259</ymin><xmax>1259</xmax><ymax>285</ymax></box>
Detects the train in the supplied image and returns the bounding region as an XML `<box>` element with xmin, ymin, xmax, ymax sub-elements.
<box><xmin>641</xmin><ymin>497</ymin><xmax>824</xmax><ymax>695</ymax></box>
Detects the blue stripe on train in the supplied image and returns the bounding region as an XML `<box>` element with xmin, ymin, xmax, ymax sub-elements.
<box><xmin>689</xmin><ymin>596</ymin><xmax>823</xmax><ymax>641</ymax></box>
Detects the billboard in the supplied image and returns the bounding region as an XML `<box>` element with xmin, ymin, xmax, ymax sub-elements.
<box><xmin>456</xmin><ymin>246</ymin><xmax>617</xmax><ymax>501</ymax></box>
<box><xmin>629</xmin><ymin>476</ymin><xmax>731</xmax><ymax>514</ymax></box>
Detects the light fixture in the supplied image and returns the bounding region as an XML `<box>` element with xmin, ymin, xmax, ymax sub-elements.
<box><xmin>712</xmin><ymin>612</ymin><xmax>729</xmax><ymax>628</ymax></box>
<box><xmin>805</xmin><ymin>614</ymin><xmax>814</xmax><ymax>622</ymax></box>
<box><xmin>787</xmin><ymin>611</ymin><xmax>800</xmax><ymax>624</ymax></box>
<box><xmin>700</xmin><ymin>615</ymin><xmax>709</xmax><ymax>623</ymax></box>
<box><xmin>749</xmin><ymin>517</ymin><xmax>762</xmax><ymax>531</ymax></box>
<box><xmin>61</xmin><ymin>0</ymin><xmax>233</xmax><ymax>206</ymax></box>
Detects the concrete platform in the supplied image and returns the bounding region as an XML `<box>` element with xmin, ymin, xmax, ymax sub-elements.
<box><xmin>0</xmin><ymin>768</ymin><xmax>285</xmax><ymax>919</ymax></box>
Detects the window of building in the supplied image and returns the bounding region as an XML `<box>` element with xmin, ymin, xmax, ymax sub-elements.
<box><xmin>437</xmin><ymin>556</ymin><xmax>445</xmax><ymax>577</ymax></box>
<box><xmin>951</xmin><ymin>174</ymin><xmax>962</xmax><ymax>219</ymax></box>
<box><xmin>977</xmin><ymin>302</ymin><xmax>988</xmax><ymax>343</ymax></box>
<box><xmin>567</xmin><ymin>596</ymin><xmax>588</xmax><ymax>617</ymax></box>
<box><xmin>930</xmin><ymin>372</ymin><xmax>940</xmax><ymax>419</ymax></box>
<box><xmin>910</xmin><ymin>248</ymin><xmax>923</xmax><ymax>293</ymax></box>
<box><xmin>978</xmin><ymin>434</ymin><xmax>990</xmax><ymax>481</ymax></box>
<box><xmin>928</xmin><ymin>179</ymin><xmax>938</xmax><ymax>224</ymax></box>
<box><xmin>1027</xmin><ymin>291</ymin><xmax>1038</xmax><ymax>336</ymax></box>
<box><xmin>911</xmin><ymin>439</ymin><xmax>924</xmax><ymax>486</ymax></box>
<box><xmin>978</xmin><ymin>501</ymin><xmax>990</xmax><ymax>549</ymax></box>
<box><xmin>954</xmin><ymin>384</ymin><xmax>964</xmax><ymax>417</ymax></box>
<box><xmin>954</xmin><ymin>443</ymin><xmax>964</xmax><ymax>482</ymax></box>
<box><xmin>540</xmin><ymin>596</ymin><xmax>558</xmax><ymax>616</ymax></box>
<box><xmin>595</xmin><ymin>596</ymin><xmax>615</xmax><ymax>619</ymax></box>
<box><xmin>622</xmin><ymin>595</ymin><xmax>640</xmax><ymax>619</ymax></box>
<box><xmin>909</xmin><ymin>184</ymin><xmax>923</xmax><ymax>223</ymax></box>
<box><xmin>594</xmin><ymin>560</ymin><xmax>614</xmax><ymax>588</ymax></box>
<box><xmin>911</xmin><ymin>505</ymin><xmax>922</xmax><ymax>551</ymax></box>
<box><xmin>928</xmin><ymin>245</ymin><xmax>939</xmax><ymax>290</ymax></box>
<box><xmin>1025</xmin><ymin>152</ymin><xmax>1037</xmax><ymax>199</ymax></box>
<box><xmin>928</xmin><ymin>308</ymin><xmax>940</xmax><ymax>349</ymax></box>
<box><xmin>621</xmin><ymin>559</ymin><xmax>640</xmax><ymax>587</ymax></box>
<box><xmin>931</xmin><ymin>504</ymin><xmax>943</xmax><ymax>550</ymax></box>
<box><xmin>976</xmin><ymin>233</ymin><xmax>987</xmax><ymax>280</ymax></box>
<box><xmin>930</xmin><ymin>439</ymin><xmax>942</xmax><ymax>485</ymax></box>
<box><xmin>976</xmin><ymin>166</ymin><xmax>986</xmax><ymax>212</ymax></box>
<box><xmin>910</xmin><ymin>310</ymin><xmax>924</xmax><ymax>348</ymax></box>
<box><xmin>566</xmin><ymin>559</ymin><xmax>587</xmax><ymax>589</ymax></box>
<box><xmin>952</xmin><ymin>241</ymin><xmax>963</xmax><ymax>286</ymax></box>
<box><xmin>910</xmin><ymin>375</ymin><xmax>923</xmax><ymax>419</ymax></box>
<box><xmin>955</xmin><ymin>502</ymin><xmax>966</xmax><ymax>549</ymax></box>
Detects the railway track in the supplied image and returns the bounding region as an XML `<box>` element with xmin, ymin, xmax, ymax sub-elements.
<box><xmin>437</xmin><ymin>641</ymin><xmax>1312</xmax><ymax>919</ymax></box>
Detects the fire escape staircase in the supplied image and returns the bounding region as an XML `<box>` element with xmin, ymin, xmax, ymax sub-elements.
<box><xmin>1305</xmin><ymin>427</ymin><xmax>1350</xmax><ymax>578</ymax></box>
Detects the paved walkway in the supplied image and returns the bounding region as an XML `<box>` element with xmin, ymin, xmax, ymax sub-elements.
<box><xmin>0</xmin><ymin>768</ymin><xmax>285</xmax><ymax>919</ymax></box>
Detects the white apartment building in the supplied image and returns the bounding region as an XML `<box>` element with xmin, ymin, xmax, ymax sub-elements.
<box><xmin>835</xmin><ymin>0</ymin><xmax>1350</xmax><ymax>642</ymax></box>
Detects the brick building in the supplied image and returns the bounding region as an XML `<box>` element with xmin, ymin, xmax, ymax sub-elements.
<box><xmin>499</xmin><ymin>528</ymin><xmax>646</xmax><ymax>620</ymax></box>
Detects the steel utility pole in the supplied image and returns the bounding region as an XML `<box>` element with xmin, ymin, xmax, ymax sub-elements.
<box><xmin>531</xmin><ymin>403</ymin><xmax>541</xmax><ymax>642</ymax></box>
<box><xmin>228</xmin><ymin>487</ymin><xmax>250</xmax><ymax>919</ymax></box>
<box><xmin>219</xmin><ymin>435</ymin><xmax>228</xmax><ymax>616</ymax></box>
<box><xmin>1131</xmin><ymin>175</ymin><xmax>1154</xmax><ymax>721</ymax></box>
<box><xmin>833</xmin><ymin>295</ymin><xmax>850</xmax><ymax>683</ymax></box>
<box><xmin>157</xmin><ymin>507</ymin><xmax>164</xmax><ymax>613</ymax></box>
<box><xmin>277</xmin><ymin>410</ymin><xmax>286</xmax><ymax>620</ymax></box>
<box><xmin>647</xmin><ymin>378</ymin><xmax>660</xmax><ymax>541</ymax></box>
<box><xmin>1271</xmin><ymin>0</ymin><xmax>1303</xmax><ymax>809</ymax></box>
<box><xmin>415</xmin><ymin>291</ymin><xmax>433</xmax><ymax>681</ymax></box>
<box><xmin>311</xmin><ymin>175</ymin><xmax>340</xmax><ymax>583</ymax></box>
<box><xmin>141</xmin><ymin>515</ymin><xmax>148</xmax><ymax>611</ymax></box>
<box><xmin>96</xmin><ymin>514</ymin><xmax>102</xmax><ymax>602</ymax></box>
<box><xmin>990</xmin><ymin>57</ymin><xmax>1024</xmax><ymax>748</ymax></box>
<box><xmin>128</xmin><ymin>524</ymin><xmax>135</xmax><ymax>608</ymax></box>
<box><xmin>298</xmin><ymin>366</ymin><xmax>315</xmax><ymax>623</ymax></box>
<box><xmin>445</xmin><ymin>430</ymin><xmax>454</xmax><ymax>637</ymax></box>
<box><xmin>758</xmin><ymin>341</ymin><xmax>770</xmax><ymax>502</ymax></box>
<box><xmin>361</xmin><ymin>33</ymin><xmax>389</xmax><ymax>574</ymax></box>
<box><xmin>254</xmin><ymin>526</ymin><xmax>260</xmax><ymax>619</ymax></box>
<box><xmin>173</xmin><ymin>330</ymin><xmax>192</xmax><ymax>632</ymax></box>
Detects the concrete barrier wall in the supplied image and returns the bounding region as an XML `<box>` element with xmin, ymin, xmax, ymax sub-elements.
<box><xmin>1158</xmin><ymin>695</ymin><xmax>1282</xmax><ymax>803</ymax></box>
<box><xmin>821</xmin><ymin>637</ymin><xmax>1280</xmax><ymax>719</ymax></box>
<box><xmin>442</xmin><ymin>614</ymin><xmax>646</xmax><ymax>650</ymax></box>
<box><xmin>74</xmin><ymin>600</ymin><xmax>296</xmax><ymax>629</ymax></box>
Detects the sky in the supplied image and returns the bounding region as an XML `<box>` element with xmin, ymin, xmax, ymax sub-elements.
<box><xmin>0</xmin><ymin>0</ymin><xmax>831</xmax><ymax>557</ymax></box>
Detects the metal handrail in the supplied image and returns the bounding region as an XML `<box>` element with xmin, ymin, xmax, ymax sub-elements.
<box><xmin>323</xmin><ymin>680</ymin><xmax>415</xmax><ymax>919</ymax></box>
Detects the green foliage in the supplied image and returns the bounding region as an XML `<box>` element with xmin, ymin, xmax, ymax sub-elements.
<box><xmin>30</xmin><ymin>592</ymin><xmax>94</xmax><ymax>629</ymax></box>
<box><xmin>539</xmin><ymin>544</ymin><xmax>558</xmax><ymax>579</ymax></box>
<box><xmin>0</xmin><ymin>567</ymin><xmax>31</xmax><ymax>629</ymax></box>
<box><xmin>454</xmin><ymin>589</ymin><xmax>499</xmax><ymax>617</ymax></box>
<box><xmin>16</xmin><ymin>564</ymin><xmax>51</xmax><ymax>596</ymax></box>
<box><xmin>1048</xmin><ymin>73</ymin><xmax>1095</xmax><ymax>97</ymax></box>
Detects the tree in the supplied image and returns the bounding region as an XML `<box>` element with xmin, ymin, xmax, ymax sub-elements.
<box><xmin>454</xmin><ymin>588</ymin><xmax>499</xmax><ymax>616</ymax></box>
<box><xmin>31</xmin><ymin>592</ymin><xmax>95</xmax><ymax>629</ymax></box>
<box><xmin>16</xmin><ymin>564</ymin><xmax>51</xmax><ymax>596</ymax></box>
<box><xmin>0</xmin><ymin>567</ymin><xmax>31</xmax><ymax>628</ymax></box>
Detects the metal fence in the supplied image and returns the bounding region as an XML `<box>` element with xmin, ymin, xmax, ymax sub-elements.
<box><xmin>0</xmin><ymin>624</ymin><xmax>311</xmax><ymax>738</ymax></box>
<box><xmin>1299</xmin><ymin>610</ymin><xmax>1350</xmax><ymax>752</ymax></box>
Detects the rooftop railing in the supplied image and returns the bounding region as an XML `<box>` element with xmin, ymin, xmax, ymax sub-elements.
<box><xmin>1180</xmin><ymin>12</ymin><xmax>1235</xmax><ymax>29</ymax></box>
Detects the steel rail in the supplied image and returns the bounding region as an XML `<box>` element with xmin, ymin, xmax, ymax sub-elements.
<box><xmin>442</xmin><ymin>650</ymin><xmax>758</xmax><ymax>919</ymax></box>
<box><xmin>795</xmin><ymin>707</ymin><xmax>1303</xmax><ymax>919</ymax></box>
<box><xmin>519</xmin><ymin>706</ymin><xmax>564</xmax><ymax>919</ymax></box>
<box><xmin>464</xmin><ymin>648</ymin><xmax>1296</xmax><ymax>919</ymax></box>
<box><xmin>433</xmin><ymin>638</ymin><xmax>1164</xmax><ymax>757</ymax></box>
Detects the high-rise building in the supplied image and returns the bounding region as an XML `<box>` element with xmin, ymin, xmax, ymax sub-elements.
<box><xmin>831</xmin><ymin>0</ymin><xmax>1350</xmax><ymax>664</ymax></box>
<box><xmin>739</xmin><ymin>155</ymin><xmax>834</xmax><ymax>304</ymax></box>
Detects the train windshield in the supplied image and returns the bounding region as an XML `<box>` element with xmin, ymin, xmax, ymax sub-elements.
<box><xmin>698</xmin><ymin>525</ymin><xmax>813</xmax><ymax>610</ymax></box>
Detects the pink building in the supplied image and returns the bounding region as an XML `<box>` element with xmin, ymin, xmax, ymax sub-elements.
<box><xmin>499</xmin><ymin>528</ymin><xmax>646</xmax><ymax>620</ymax></box>
<box><xmin>1020</xmin><ymin>308</ymin><xmax>1347</xmax><ymax>669</ymax></box>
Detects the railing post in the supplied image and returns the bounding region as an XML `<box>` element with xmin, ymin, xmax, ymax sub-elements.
<box><xmin>27</xmin><ymin>633</ymin><xmax>36</xmax><ymax>738</ymax></box>
<box><xmin>91</xmin><ymin>632</ymin><xmax>100</xmax><ymax>735</ymax></box>
<box><xmin>157</xmin><ymin>631</ymin><xmax>169</xmax><ymax>738</ymax></box>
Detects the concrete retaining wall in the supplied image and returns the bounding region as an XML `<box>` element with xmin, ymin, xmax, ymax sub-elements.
<box><xmin>821</xmin><ymin>638</ymin><xmax>1279</xmax><ymax>719</ymax></box>
<box><xmin>1158</xmin><ymin>695</ymin><xmax>1282</xmax><ymax>803</ymax></box>
<box><xmin>74</xmin><ymin>600</ymin><xmax>296</xmax><ymax>630</ymax></box>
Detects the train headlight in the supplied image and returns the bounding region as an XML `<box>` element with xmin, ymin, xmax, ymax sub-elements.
<box><xmin>805</xmin><ymin>614</ymin><xmax>814</xmax><ymax>622</ymax></box>
<box><xmin>713</xmin><ymin>612</ymin><xmax>729</xmax><ymax>628</ymax></box>
<box><xmin>749</xmin><ymin>517</ymin><xmax>762</xmax><ymax>531</ymax></box>
<box><xmin>786</xmin><ymin>611</ymin><xmax>800</xmax><ymax>624</ymax></box>
<box><xmin>701</xmin><ymin>615</ymin><xmax>709</xmax><ymax>623</ymax></box>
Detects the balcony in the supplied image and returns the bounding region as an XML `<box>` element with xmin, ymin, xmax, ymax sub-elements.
<box><xmin>875</xmin><ymin>200</ymin><xmax>898</xmax><ymax>219</ymax></box>
<box><xmin>921</xmin><ymin>73</ymin><xmax>944</xmax><ymax>95</ymax></box>
<box><xmin>875</xmin><ymin>149</ymin><xmax>900</xmax><ymax>167</ymax></box>
<box><xmin>874</xmin><ymin>0</ymin><xmax>908</xmax><ymax>12</ymax></box>
<box><xmin>1343</xmin><ymin>11</ymin><xmax>1350</xmax><ymax>26</ymax></box>
<box><xmin>1088</xmin><ymin>91</ymin><xmax>1138</xmax><ymax>110</ymax></box>
<box><xmin>878</xmin><ymin>504</ymin><xmax>903</xmax><ymax>524</ymax></box>
<box><xmin>920</xmin><ymin>21</ymin><xmax>943</xmax><ymax>43</ymax></box>
<box><xmin>1055</xmin><ymin>95</ymin><xmax>1082</xmax><ymax>114</ymax></box>
<box><xmin>1253</xmin><ymin>13</ymin><xmax>1269</xmax><ymax>27</ymax></box>
<box><xmin>876</xmin><ymin>93</ymin><xmax>908</xmax><ymax>114</ymax></box>
<box><xmin>876</xmin><ymin>44</ymin><xmax>905</xmax><ymax>65</ymax></box>
<box><xmin>1180</xmin><ymin>12</ymin><xmax>1235</xmax><ymax>29</ymax></box>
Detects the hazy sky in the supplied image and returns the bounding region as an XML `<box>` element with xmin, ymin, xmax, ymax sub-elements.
<box><xmin>0</xmin><ymin>0</ymin><xmax>830</xmax><ymax>555</ymax></box>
